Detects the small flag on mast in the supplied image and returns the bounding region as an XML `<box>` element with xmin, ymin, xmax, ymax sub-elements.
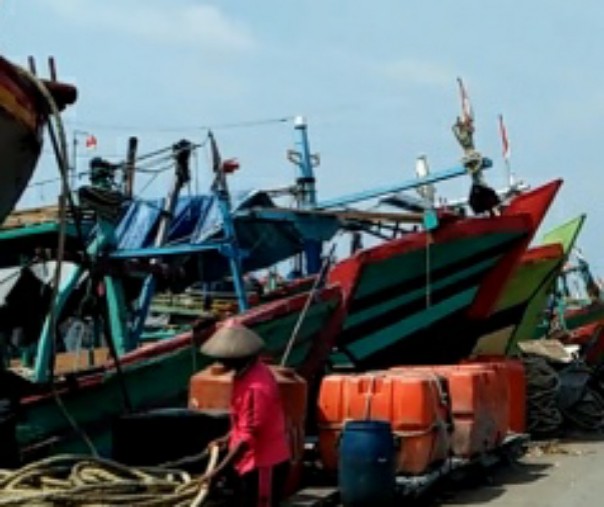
<box><xmin>85</xmin><ymin>134</ymin><xmax>97</xmax><ymax>150</ymax></box>
<box><xmin>498</xmin><ymin>114</ymin><xmax>510</xmax><ymax>161</ymax></box>
<box><xmin>457</xmin><ymin>77</ymin><xmax>474</xmax><ymax>123</ymax></box>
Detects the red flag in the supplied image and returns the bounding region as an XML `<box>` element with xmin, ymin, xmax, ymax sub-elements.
<box><xmin>498</xmin><ymin>114</ymin><xmax>510</xmax><ymax>161</ymax></box>
<box><xmin>85</xmin><ymin>134</ymin><xmax>97</xmax><ymax>150</ymax></box>
<box><xmin>457</xmin><ymin>77</ymin><xmax>474</xmax><ymax>123</ymax></box>
<box><xmin>221</xmin><ymin>158</ymin><xmax>240</xmax><ymax>173</ymax></box>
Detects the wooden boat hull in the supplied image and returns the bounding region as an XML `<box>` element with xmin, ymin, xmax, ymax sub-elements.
<box><xmin>328</xmin><ymin>180</ymin><xmax>561</xmax><ymax>368</ymax></box>
<box><xmin>0</xmin><ymin>57</ymin><xmax>77</xmax><ymax>224</ymax></box>
<box><xmin>512</xmin><ymin>215</ymin><xmax>587</xmax><ymax>348</ymax></box>
<box><xmin>15</xmin><ymin>286</ymin><xmax>342</xmax><ymax>460</ymax></box>
<box><xmin>533</xmin><ymin>302</ymin><xmax>604</xmax><ymax>340</ymax></box>
<box><xmin>0</xmin><ymin>58</ymin><xmax>43</xmax><ymax>223</ymax></box>
<box><xmin>472</xmin><ymin>244</ymin><xmax>564</xmax><ymax>355</ymax></box>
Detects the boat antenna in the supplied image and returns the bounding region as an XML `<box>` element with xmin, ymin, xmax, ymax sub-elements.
<box><xmin>498</xmin><ymin>114</ymin><xmax>513</xmax><ymax>187</ymax></box>
<box><xmin>452</xmin><ymin>77</ymin><xmax>480</xmax><ymax>172</ymax></box>
<box><xmin>453</xmin><ymin>78</ymin><xmax>501</xmax><ymax>216</ymax></box>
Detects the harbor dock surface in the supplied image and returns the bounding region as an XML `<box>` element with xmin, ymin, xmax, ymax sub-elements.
<box><xmin>436</xmin><ymin>435</ymin><xmax>604</xmax><ymax>506</ymax></box>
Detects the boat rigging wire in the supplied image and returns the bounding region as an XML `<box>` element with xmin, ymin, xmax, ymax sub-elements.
<box><xmin>13</xmin><ymin>65</ymin><xmax>100</xmax><ymax>456</ymax></box>
<box><xmin>64</xmin><ymin>114</ymin><xmax>293</xmax><ymax>134</ymax></box>
<box><xmin>280</xmin><ymin>240</ymin><xmax>339</xmax><ymax>367</ymax></box>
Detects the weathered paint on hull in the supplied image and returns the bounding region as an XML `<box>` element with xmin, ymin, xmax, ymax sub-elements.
<box><xmin>16</xmin><ymin>288</ymin><xmax>341</xmax><ymax>460</ymax></box>
<box><xmin>0</xmin><ymin>57</ymin><xmax>42</xmax><ymax>224</ymax></box>
<box><xmin>512</xmin><ymin>215</ymin><xmax>586</xmax><ymax>348</ymax></box>
<box><xmin>0</xmin><ymin>57</ymin><xmax>77</xmax><ymax>225</ymax></box>
<box><xmin>328</xmin><ymin>180</ymin><xmax>562</xmax><ymax>368</ymax></box>
<box><xmin>472</xmin><ymin>244</ymin><xmax>564</xmax><ymax>355</ymax></box>
<box><xmin>330</xmin><ymin>228</ymin><xmax>525</xmax><ymax>368</ymax></box>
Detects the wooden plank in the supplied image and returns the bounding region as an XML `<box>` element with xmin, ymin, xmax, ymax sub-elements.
<box><xmin>53</xmin><ymin>347</ymin><xmax>110</xmax><ymax>374</ymax></box>
<box><xmin>285</xmin><ymin>487</ymin><xmax>339</xmax><ymax>507</ymax></box>
<box><xmin>1</xmin><ymin>204</ymin><xmax>95</xmax><ymax>230</ymax></box>
<box><xmin>10</xmin><ymin>347</ymin><xmax>111</xmax><ymax>374</ymax></box>
<box><xmin>267</xmin><ymin>206</ymin><xmax>424</xmax><ymax>224</ymax></box>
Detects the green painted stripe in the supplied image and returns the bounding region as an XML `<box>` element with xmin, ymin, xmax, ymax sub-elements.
<box><xmin>495</xmin><ymin>258</ymin><xmax>562</xmax><ymax>311</ymax></box>
<box><xmin>353</xmin><ymin>230</ymin><xmax>522</xmax><ymax>301</ymax></box>
<box><xmin>344</xmin><ymin>255</ymin><xmax>497</xmax><ymax>330</ymax></box>
<box><xmin>347</xmin><ymin>287</ymin><xmax>477</xmax><ymax>359</ymax></box>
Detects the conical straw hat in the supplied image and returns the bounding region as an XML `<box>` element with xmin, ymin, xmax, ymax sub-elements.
<box><xmin>200</xmin><ymin>320</ymin><xmax>265</xmax><ymax>359</ymax></box>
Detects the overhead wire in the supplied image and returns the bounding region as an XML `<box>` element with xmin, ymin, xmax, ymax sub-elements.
<box><xmin>64</xmin><ymin>114</ymin><xmax>292</xmax><ymax>134</ymax></box>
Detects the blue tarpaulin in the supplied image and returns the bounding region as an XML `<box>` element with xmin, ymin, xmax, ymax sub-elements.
<box><xmin>0</xmin><ymin>190</ymin><xmax>340</xmax><ymax>280</ymax></box>
<box><xmin>113</xmin><ymin>190</ymin><xmax>339</xmax><ymax>281</ymax></box>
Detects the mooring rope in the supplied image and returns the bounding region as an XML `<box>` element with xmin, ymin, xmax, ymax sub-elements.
<box><xmin>0</xmin><ymin>447</ymin><xmax>219</xmax><ymax>507</ymax></box>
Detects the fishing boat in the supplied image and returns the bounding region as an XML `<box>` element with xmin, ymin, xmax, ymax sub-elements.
<box><xmin>509</xmin><ymin>215</ymin><xmax>587</xmax><ymax>349</ymax></box>
<box><xmin>0</xmin><ymin>104</ymin><xmax>559</xmax><ymax>463</ymax></box>
<box><xmin>471</xmin><ymin>214</ymin><xmax>586</xmax><ymax>356</ymax></box>
<box><xmin>531</xmin><ymin>237</ymin><xmax>604</xmax><ymax>341</ymax></box>
<box><xmin>0</xmin><ymin>129</ymin><xmax>350</xmax><ymax>461</ymax></box>
<box><xmin>0</xmin><ymin>56</ymin><xmax>77</xmax><ymax>223</ymax></box>
<box><xmin>0</xmin><ymin>151</ymin><xmax>480</xmax><ymax>460</ymax></box>
<box><xmin>471</xmin><ymin>243</ymin><xmax>565</xmax><ymax>356</ymax></box>
<box><xmin>326</xmin><ymin>179</ymin><xmax>561</xmax><ymax>368</ymax></box>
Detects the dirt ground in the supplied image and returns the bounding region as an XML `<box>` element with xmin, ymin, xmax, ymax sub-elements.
<box><xmin>429</xmin><ymin>433</ymin><xmax>604</xmax><ymax>507</ymax></box>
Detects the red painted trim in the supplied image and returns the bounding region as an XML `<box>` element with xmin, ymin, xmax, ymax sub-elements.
<box><xmin>22</xmin><ymin>285</ymin><xmax>343</xmax><ymax>404</ymax></box>
<box><xmin>502</xmin><ymin>180</ymin><xmax>563</xmax><ymax>225</ymax></box>
<box><xmin>329</xmin><ymin>214</ymin><xmax>532</xmax><ymax>287</ymax></box>
<box><xmin>564</xmin><ymin>302</ymin><xmax>604</xmax><ymax>321</ymax></box>
<box><xmin>521</xmin><ymin>243</ymin><xmax>564</xmax><ymax>263</ymax></box>
<box><xmin>469</xmin><ymin>180</ymin><xmax>562</xmax><ymax>318</ymax></box>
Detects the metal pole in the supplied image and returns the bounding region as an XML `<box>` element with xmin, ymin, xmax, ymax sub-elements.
<box><xmin>129</xmin><ymin>140</ymin><xmax>192</xmax><ymax>345</ymax></box>
<box><xmin>293</xmin><ymin>116</ymin><xmax>317</xmax><ymax>208</ymax></box>
<box><xmin>124</xmin><ymin>136</ymin><xmax>138</xmax><ymax>198</ymax></box>
<box><xmin>71</xmin><ymin>134</ymin><xmax>77</xmax><ymax>190</ymax></box>
<box><xmin>290</xmin><ymin>116</ymin><xmax>321</xmax><ymax>274</ymax></box>
<box><xmin>209</xmin><ymin>131</ymin><xmax>248</xmax><ymax>312</ymax></box>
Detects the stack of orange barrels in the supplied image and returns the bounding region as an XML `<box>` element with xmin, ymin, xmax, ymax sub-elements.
<box><xmin>317</xmin><ymin>358</ymin><xmax>526</xmax><ymax>476</ymax></box>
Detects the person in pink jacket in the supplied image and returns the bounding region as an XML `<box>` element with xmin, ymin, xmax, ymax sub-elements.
<box><xmin>200</xmin><ymin>321</ymin><xmax>291</xmax><ymax>507</ymax></box>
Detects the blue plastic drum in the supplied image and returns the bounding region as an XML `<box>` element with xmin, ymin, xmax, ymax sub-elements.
<box><xmin>338</xmin><ymin>420</ymin><xmax>396</xmax><ymax>506</ymax></box>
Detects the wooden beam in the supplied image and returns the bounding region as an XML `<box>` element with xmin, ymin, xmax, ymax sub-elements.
<box><xmin>262</xmin><ymin>206</ymin><xmax>424</xmax><ymax>224</ymax></box>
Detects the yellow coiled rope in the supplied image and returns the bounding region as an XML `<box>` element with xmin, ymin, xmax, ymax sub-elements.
<box><xmin>0</xmin><ymin>446</ymin><xmax>219</xmax><ymax>507</ymax></box>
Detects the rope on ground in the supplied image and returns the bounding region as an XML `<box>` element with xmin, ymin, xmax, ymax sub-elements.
<box><xmin>522</xmin><ymin>355</ymin><xmax>563</xmax><ymax>436</ymax></box>
<box><xmin>0</xmin><ymin>447</ymin><xmax>219</xmax><ymax>507</ymax></box>
<box><xmin>522</xmin><ymin>354</ymin><xmax>604</xmax><ymax>436</ymax></box>
<box><xmin>558</xmin><ymin>361</ymin><xmax>604</xmax><ymax>432</ymax></box>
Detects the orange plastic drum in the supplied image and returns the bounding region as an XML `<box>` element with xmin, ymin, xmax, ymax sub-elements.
<box><xmin>397</xmin><ymin>365</ymin><xmax>507</xmax><ymax>457</ymax></box>
<box><xmin>463</xmin><ymin>356</ymin><xmax>526</xmax><ymax>434</ymax></box>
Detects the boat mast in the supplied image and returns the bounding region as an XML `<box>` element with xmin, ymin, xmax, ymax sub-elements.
<box><xmin>34</xmin><ymin>158</ymin><xmax>127</xmax><ymax>382</ymax></box>
<box><xmin>208</xmin><ymin>131</ymin><xmax>249</xmax><ymax>312</ymax></box>
<box><xmin>123</xmin><ymin>136</ymin><xmax>138</xmax><ymax>199</ymax></box>
<box><xmin>129</xmin><ymin>140</ymin><xmax>192</xmax><ymax>345</ymax></box>
<box><xmin>288</xmin><ymin>116</ymin><xmax>322</xmax><ymax>274</ymax></box>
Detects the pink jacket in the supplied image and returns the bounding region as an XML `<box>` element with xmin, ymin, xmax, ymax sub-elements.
<box><xmin>229</xmin><ymin>360</ymin><xmax>290</xmax><ymax>475</ymax></box>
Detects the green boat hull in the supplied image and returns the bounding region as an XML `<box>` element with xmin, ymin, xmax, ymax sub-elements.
<box><xmin>16</xmin><ymin>289</ymin><xmax>341</xmax><ymax>461</ymax></box>
<box><xmin>516</xmin><ymin>215</ymin><xmax>586</xmax><ymax>346</ymax></box>
<box><xmin>472</xmin><ymin>248</ymin><xmax>563</xmax><ymax>355</ymax></box>
<box><xmin>330</xmin><ymin>224</ymin><xmax>529</xmax><ymax>367</ymax></box>
<box><xmin>329</xmin><ymin>180</ymin><xmax>561</xmax><ymax>367</ymax></box>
